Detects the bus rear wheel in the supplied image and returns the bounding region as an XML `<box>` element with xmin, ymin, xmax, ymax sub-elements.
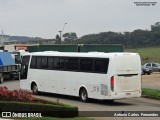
<box><xmin>80</xmin><ymin>88</ymin><xmax>88</xmax><ymax>102</ymax></box>
<box><xmin>32</xmin><ymin>84</ymin><xmax>39</xmax><ymax>95</ymax></box>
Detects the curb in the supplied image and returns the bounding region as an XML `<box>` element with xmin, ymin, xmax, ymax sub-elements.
<box><xmin>142</xmin><ymin>95</ymin><xmax>160</xmax><ymax>100</ymax></box>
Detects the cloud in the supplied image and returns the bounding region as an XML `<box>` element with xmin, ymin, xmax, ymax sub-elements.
<box><xmin>0</xmin><ymin>0</ymin><xmax>159</xmax><ymax>38</ymax></box>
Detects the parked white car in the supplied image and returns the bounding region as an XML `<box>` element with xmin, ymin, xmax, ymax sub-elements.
<box><xmin>143</xmin><ymin>63</ymin><xmax>160</xmax><ymax>72</ymax></box>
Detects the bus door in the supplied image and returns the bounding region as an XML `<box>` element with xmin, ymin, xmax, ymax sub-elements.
<box><xmin>20</xmin><ymin>56</ymin><xmax>30</xmax><ymax>79</ymax></box>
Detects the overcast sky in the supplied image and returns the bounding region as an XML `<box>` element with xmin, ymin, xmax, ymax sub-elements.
<box><xmin>0</xmin><ymin>0</ymin><xmax>159</xmax><ymax>38</ymax></box>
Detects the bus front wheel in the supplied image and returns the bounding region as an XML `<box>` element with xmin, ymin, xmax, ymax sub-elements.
<box><xmin>0</xmin><ymin>74</ymin><xmax>4</xmax><ymax>84</ymax></box>
<box><xmin>80</xmin><ymin>88</ymin><xmax>88</xmax><ymax>102</ymax></box>
<box><xmin>32</xmin><ymin>83</ymin><xmax>39</xmax><ymax>95</ymax></box>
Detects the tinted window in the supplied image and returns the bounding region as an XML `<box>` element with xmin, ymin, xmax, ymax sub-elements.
<box><xmin>48</xmin><ymin>57</ymin><xmax>54</xmax><ymax>69</ymax></box>
<box><xmin>29</xmin><ymin>56</ymin><xmax>109</xmax><ymax>74</ymax></box>
<box><xmin>80</xmin><ymin>58</ymin><xmax>93</xmax><ymax>72</ymax></box>
<box><xmin>36</xmin><ymin>57</ymin><xmax>42</xmax><ymax>69</ymax></box>
<box><xmin>66</xmin><ymin>58</ymin><xmax>78</xmax><ymax>71</ymax></box>
<box><xmin>59</xmin><ymin>58</ymin><xmax>67</xmax><ymax>70</ymax></box>
<box><xmin>94</xmin><ymin>58</ymin><xmax>109</xmax><ymax>73</ymax></box>
<box><xmin>53</xmin><ymin>57</ymin><xmax>60</xmax><ymax>69</ymax></box>
<box><xmin>41</xmin><ymin>57</ymin><xmax>47</xmax><ymax>69</ymax></box>
<box><xmin>30</xmin><ymin>56</ymin><xmax>36</xmax><ymax>68</ymax></box>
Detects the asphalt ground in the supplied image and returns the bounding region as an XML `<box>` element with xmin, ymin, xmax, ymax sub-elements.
<box><xmin>142</xmin><ymin>72</ymin><xmax>160</xmax><ymax>90</ymax></box>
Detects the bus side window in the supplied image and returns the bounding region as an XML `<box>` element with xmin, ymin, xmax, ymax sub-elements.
<box><xmin>66</xmin><ymin>58</ymin><xmax>78</xmax><ymax>71</ymax></box>
<box><xmin>59</xmin><ymin>58</ymin><xmax>67</xmax><ymax>70</ymax></box>
<box><xmin>94</xmin><ymin>58</ymin><xmax>109</xmax><ymax>73</ymax></box>
<box><xmin>41</xmin><ymin>57</ymin><xmax>47</xmax><ymax>69</ymax></box>
<box><xmin>30</xmin><ymin>56</ymin><xmax>36</xmax><ymax>69</ymax></box>
<box><xmin>80</xmin><ymin>58</ymin><xmax>93</xmax><ymax>72</ymax></box>
<box><xmin>53</xmin><ymin>57</ymin><xmax>60</xmax><ymax>70</ymax></box>
<box><xmin>36</xmin><ymin>57</ymin><xmax>42</xmax><ymax>69</ymax></box>
<box><xmin>48</xmin><ymin>57</ymin><xmax>54</xmax><ymax>69</ymax></box>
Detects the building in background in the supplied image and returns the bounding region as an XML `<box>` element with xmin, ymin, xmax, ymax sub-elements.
<box><xmin>4</xmin><ymin>39</ymin><xmax>56</xmax><ymax>45</ymax></box>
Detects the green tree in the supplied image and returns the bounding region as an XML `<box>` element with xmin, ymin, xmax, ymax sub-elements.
<box><xmin>151</xmin><ymin>22</ymin><xmax>160</xmax><ymax>31</ymax></box>
<box><xmin>151</xmin><ymin>22</ymin><xmax>160</xmax><ymax>46</ymax></box>
<box><xmin>55</xmin><ymin>34</ymin><xmax>61</xmax><ymax>44</ymax></box>
<box><xmin>63</xmin><ymin>32</ymin><xmax>78</xmax><ymax>44</ymax></box>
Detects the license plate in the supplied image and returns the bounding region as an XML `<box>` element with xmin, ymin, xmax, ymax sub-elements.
<box><xmin>126</xmin><ymin>93</ymin><xmax>131</xmax><ymax>96</ymax></box>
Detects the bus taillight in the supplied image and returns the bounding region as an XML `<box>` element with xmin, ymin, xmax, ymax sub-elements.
<box><xmin>110</xmin><ymin>76</ymin><xmax>114</xmax><ymax>92</ymax></box>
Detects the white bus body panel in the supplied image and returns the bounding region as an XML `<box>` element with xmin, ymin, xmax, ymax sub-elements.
<box><xmin>110</xmin><ymin>53</ymin><xmax>141</xmax><ymax>99</ymax></box>
<box><xmin>20</xmin><ymin>52</ymin><xmax>141</xmax><ymax>100</ymax></box>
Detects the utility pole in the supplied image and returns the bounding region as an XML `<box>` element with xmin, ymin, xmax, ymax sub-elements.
<box><xmin>58</xmin><ymin>31</ymin><xmax>62</xmax><ymax>44</ymax></box>
<box><xmin>59</xmin><ymin>23</ymin><xmax>67</xmax><ymax>44</ymax></box>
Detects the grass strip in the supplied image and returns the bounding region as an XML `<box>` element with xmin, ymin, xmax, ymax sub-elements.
<box><xmin>142</xmin><ymin>88</ymin><xmax>160</xmax><ymax>99</ymax></box>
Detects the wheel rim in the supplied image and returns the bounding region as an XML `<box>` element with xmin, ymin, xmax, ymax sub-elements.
<box><xmin>33</xmin><ymin>85</ymin><xmax>38</xmax><ymax>94</ymax></box>
<box><xmin>81</xmin><ymin>90</ymin><xmax>87</xmax><ymax>101</ymax></box>
<box><xmin>0</xmin><ymin>77</ymin><xmax>3</xmax><ymax>83</ymax></box>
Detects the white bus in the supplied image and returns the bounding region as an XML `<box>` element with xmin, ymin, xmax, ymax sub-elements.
<box><xmin>20</xmin><ymin>52</ymin><xmax>141</xmax><ymax>102</ymax></box>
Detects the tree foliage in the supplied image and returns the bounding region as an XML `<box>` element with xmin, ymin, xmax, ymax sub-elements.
<box><xmin>8</xmin><ymin>36</ymin><xmax>42</xmax><ymax>41</ymax></box>
<box><xmin>55</xmin><ymin>34</ymin><xmax>61</xmax><ymax>44</ymax></box>
<box><xmin>63</xmin><ymin>32</ymin><xmax>78</xmax><ymax>44</ymax></box>
<box><xmin>74</xmin><ymin>22</ymin><xmax>160</xmax><ymax>48</ymax></box>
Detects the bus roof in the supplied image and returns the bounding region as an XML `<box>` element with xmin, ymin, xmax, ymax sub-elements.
<box><xmin>23</xmin><ymin>51</ymin><xmax>139</xmax><ymax>58</ymax></box>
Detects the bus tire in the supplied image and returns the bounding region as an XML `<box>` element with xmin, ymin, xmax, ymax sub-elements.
<box><xmin>80</xmin><ymin>88</ymin><xmax>88</xmax><ymax>102</ymax></box>
<box><xmin>32</xmin><ymin>83</ymin><xmax>39</xmax><ymax>95</ymax></box>
<box><xmin>0</xmin><ymin>73</ymin><xmax>4</xmax><ymax>84</ymax></box>
<box><xmin>106</xmin><ymin>100</ymin><xmax>114</xmax><ymax>103</ymax></box>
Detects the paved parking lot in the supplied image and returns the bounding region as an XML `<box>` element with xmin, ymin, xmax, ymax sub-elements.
<box><xmin>0</xmin><ymin>72</ymin><xmax>160</xmax><ymax>120</ymax></box>
<box><xmin>142</xmin><ymin>72</ymin><xmax>160</xmax><ymax>90</ymax></box>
